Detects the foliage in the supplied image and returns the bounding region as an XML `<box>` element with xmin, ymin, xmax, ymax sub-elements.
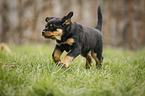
<box><xmin>0</xmin><ymin>44</ymin><xmax>145</xmax><ymax>96</ymax></box>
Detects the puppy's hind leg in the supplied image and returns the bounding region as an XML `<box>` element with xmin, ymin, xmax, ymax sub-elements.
<box><xmin>84</xmin><ymin>53</ymin><xmax>93</xmax><ymax>69</ymax></box>
<box><xmin>61</xmin><ymin>46</ymin><xmax>81</xmax><ymax>68</ymax></box>
<box><xmin>91</xmin><ymin>50</ymin><xmax>103</xmax><ymax>69</ymax></box>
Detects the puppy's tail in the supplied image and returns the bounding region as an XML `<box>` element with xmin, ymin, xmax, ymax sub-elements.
<box><xmin>95</xmin><ymin>6</ymin><xmax>102</xmax><ymax>31</ymax></box>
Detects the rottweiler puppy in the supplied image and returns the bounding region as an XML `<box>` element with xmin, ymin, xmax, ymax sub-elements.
<box><xmin>42</xmin><ymin>6</ymin><xmax>103</xmax><ymax>69</ymax></box>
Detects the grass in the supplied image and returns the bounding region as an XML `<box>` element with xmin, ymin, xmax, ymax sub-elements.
<box><xmin>0</xmin><ymin>44</ymin><xmax>145</xmax><ymax>96</ymax></box>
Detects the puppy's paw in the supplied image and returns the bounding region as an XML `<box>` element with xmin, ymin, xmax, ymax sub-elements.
<box><xmin>85</xmin><ymin>63</ymin><xmax>93</xmax><ymax>69</ymax></box>
<box><xmin>96</xmin><ymin>64</ymin><xmax>102</xmax><ymax>69</ymax></box>
<box><xmin>56</xmin><ymin>61</ymin><xmax>62</xmax><ymax>66</ymax></box>
<box><xmin>57</xmin><ymin>61</ymin><xmax>68</xmax><ymax>68</ymax></box>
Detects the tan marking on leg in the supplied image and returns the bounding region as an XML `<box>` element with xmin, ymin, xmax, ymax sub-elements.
<box><xmin>53</xmin><ymin>49</ymin><xmax>62</xmax><ymax>63</ymax></box>
<box><xmin>85</xmin><ymin>54</ymin><xmax>93</xmax><ymax>69</ymax></box>
<box><xmin>91</xmin><ymin>51</ymin><xmax>100</xmax><ymax>68</ymax></box>
<box><xmin>61</xmin><ymin>56</ymin><xmax>74</xmax><ymax>68</ymax></box>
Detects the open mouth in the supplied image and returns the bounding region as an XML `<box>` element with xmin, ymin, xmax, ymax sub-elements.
<box><xmin>42</xmin><ymin>29</ymin><xmax>63</xmax><ymax>40</ymax></box>
<box><xmin>43</xmin><ymin>35</ymin><xmax>58</xmax><ymax>40</ymax></box>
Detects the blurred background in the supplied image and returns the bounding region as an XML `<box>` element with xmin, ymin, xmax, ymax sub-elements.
<box><xmin>0</xmin><ymin>0</ymin><xmax>144</xmax><ymax>50</ymax></box>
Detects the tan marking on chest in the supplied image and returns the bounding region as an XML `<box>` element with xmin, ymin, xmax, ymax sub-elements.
<box><xmin>57</xmin><ymin>38</ymin><xmax>74</xmax><ymax>46</ymax></box>
<box><xmin>65</xmin><ymin>38</ymin><xmax>74</xmax><ymax>45</ymax></box>
<box><xmin>53</xmin><ymin>49</ymin><xmax>62</xmax><ymax>63</ymax></box>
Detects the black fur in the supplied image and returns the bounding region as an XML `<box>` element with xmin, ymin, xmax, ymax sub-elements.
<box><xmin>42</xmin><ymin>6</ymin><xmax>103</xmax><ymax>68</ymax></box>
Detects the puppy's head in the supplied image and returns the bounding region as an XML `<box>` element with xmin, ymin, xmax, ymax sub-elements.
<box><xmin>42</xmin><ymin>11</ymin><xmax>73</xmax><ymax>40</ymax></box>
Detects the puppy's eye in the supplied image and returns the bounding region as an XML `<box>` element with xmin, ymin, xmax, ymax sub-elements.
<box><xmin>50</xmin><ymin>24</ymin><xmax>53</xmax><ymax>27</ymax></box>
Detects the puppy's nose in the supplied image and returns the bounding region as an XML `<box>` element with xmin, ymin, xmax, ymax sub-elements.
<box><xmin>42</xmin><ymin>31</ymin><xmax>45</xmax><ymax>36</ymax></box>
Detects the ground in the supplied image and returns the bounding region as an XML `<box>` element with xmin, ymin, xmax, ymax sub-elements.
<box><xmin>0</xmin><ymin>44</ymin><xmax>145</xmax><ymax>96</ymax></box>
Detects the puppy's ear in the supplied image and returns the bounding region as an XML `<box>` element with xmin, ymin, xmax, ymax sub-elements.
<box><xmin>62</xmin><ymin>11</ymin><xmax>73</xmax><ymax>25</ymax></box>
<box><xmin>45</xmin><ymin>17</ymin><xmax>54</xmax><ymax>22</ymax></box>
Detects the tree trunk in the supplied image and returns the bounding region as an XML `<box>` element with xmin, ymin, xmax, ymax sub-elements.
<box><xmin>140</xmin><ymin>0</ymin><xmax>145</xmax><ymax>47</ymax></box>
<box><xmin>1</xmin><ymin>0</ymin><xmax>9</xmax><ymax>43</ymax></box>
<box><xmin>17</xmin><ymin>0</ymin><xmax>23</xmax><ymax>44</ymax></box>
<box><xmin>128</xmin><ymin>0</ymin><xmax>133</xmax><ymax>49</ymax></box>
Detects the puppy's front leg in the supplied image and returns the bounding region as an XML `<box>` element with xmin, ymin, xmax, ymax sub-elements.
<box><xmin>52</xmin><ymin>45</ymin><xmax>64</xmax><ymax>64</ymax></box>
<box><xmin>61</xmin><ymin>46</ymin><xmax>81</xmax><ymax>68</ymax></box>
<box><xmin>61</xmin><ymin>56</ymin><xmax>74</xmax><ymax>68</ymax></box>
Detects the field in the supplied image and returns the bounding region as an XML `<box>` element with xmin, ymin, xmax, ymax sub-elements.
<box><xmin>0</xmin><ymin>44</ymin><xmax>145</xmax><ymax>96</ymax></box>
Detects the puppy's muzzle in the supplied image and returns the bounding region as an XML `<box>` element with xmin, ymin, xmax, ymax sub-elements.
<box><xmin>42</xmin><ymin>29</ymin><xmax>63</xmax><ymax>40</ymax></box>
<box><xmin>42</xmin><ymin>29</ymin><xmax>47</xmax><ymax>36</ymax></box>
